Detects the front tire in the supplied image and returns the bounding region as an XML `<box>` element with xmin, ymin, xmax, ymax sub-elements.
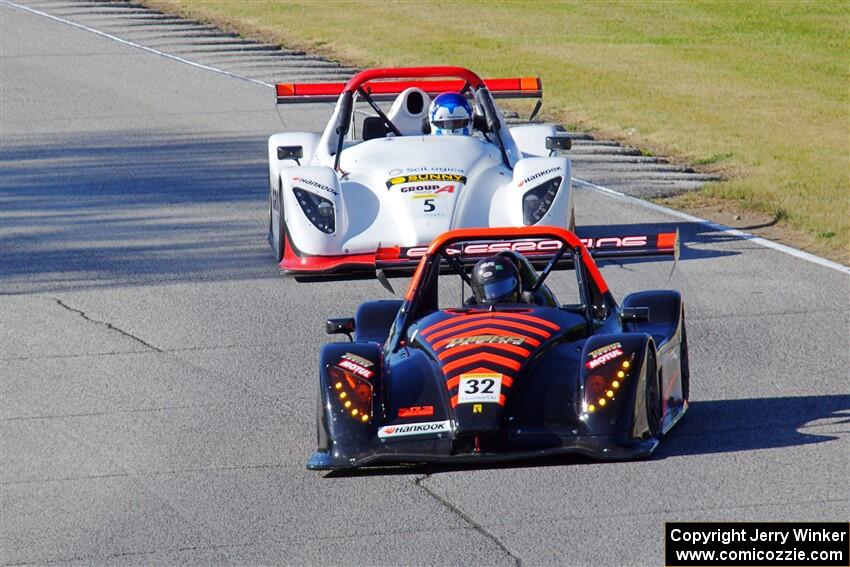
<box><xmin>680</xmin><ymin>314</ymin><xmax>690</xmax><ymax>402</ymax></box>
<box><xmin>270</xmin><ymin>178</ymin><xmax>285</xmax><ymax>262</ymax></box>
<box><xmin>645</xmin><ymin>350</ymin><xmax>662</xmax><ymax>439</ymax></box>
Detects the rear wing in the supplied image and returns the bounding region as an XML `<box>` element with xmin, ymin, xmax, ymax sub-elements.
<box><xmin>380</xmin><ymin>230</ymin><xmax>679</xmax><ymax>269</ymax></box>
<box><xmin>276</xmin><ymin>77</ymin><xmax>542</xmax><ymax>104</ymax></box>
<box><xmin>285</xmin><ymin>229</ymin><xmax>679</xmax><ymax>281</ymax></box>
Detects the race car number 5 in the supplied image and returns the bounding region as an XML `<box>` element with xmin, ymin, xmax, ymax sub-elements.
<box><xmin>423</xmin><ymin>198</ymin><xmax>436</xmax><ymax>212</ymax></box>
<box><xmin>458</xmin><ymin>374</ymin><xmax>502</xmax><ymax>403</ymax></box>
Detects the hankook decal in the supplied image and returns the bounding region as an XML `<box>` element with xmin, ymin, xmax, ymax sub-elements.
<box><xmin>377</xmin><ymin>420</ymin><xmax>451</xmax><ymax>438</ymax></box>
<box><xmin>292</xmin><ymin>176</ymin><xmax>337</xmax><ymax>196</ymax></box>
<box><xmin>517</xmin><ymin>167</ymin><xmax>560</xmax><ymax>187</ymax></box>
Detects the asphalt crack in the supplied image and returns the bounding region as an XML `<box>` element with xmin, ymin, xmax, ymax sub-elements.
<box><xmin>52</xmin><ymin>297</ymin><xmax>163</xmax><ymax>352</ymax></box>
<box><xmin>414</xmin><ymin>474</ymin><xmax>522</xmax><ymax>566</ymax></box>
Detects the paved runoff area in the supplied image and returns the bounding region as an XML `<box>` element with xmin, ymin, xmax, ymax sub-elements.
<box><xmin>1</xmin><ymin>1</ymin><xmax>848</xmax><ymax>565</ymax></box>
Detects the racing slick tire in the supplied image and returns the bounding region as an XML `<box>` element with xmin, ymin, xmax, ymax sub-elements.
<box><xmin>645</xmin><ymin>349</ymin><xmax>662</xmax><ymax>439</ymax></box>
<box><xmin>680</xmin><ymin>315</ymin><xmax>690</xmax><ymax>402</ymax></box>
<box><xmin>270</xmin><ymin>177</ymin><xmax>285</xmax><ymax>262</ymax></box>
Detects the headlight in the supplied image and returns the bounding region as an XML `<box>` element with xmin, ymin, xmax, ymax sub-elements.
<box><xmin>328</xmin><ymin>366</ymin><xmax>373</xmax><ymax>423</ymax></box>
<box><xmin>293</xmin><ymin>187</ymin><xmax>335</xmax><ymax>234</ymax></box>
<box><xmin>522</xmin><ymin>176</ymin><xmax>562</xmax><ymax>225</ymax></box>
<box><xmin>584</xmin><ymin>353</ymin><xmax>634</xmax><ymax>415</ymax></box>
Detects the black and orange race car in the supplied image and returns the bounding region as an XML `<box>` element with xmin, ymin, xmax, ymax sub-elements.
<box><xmin>308</xmin><ymin>226</ymin><xmax>689</xmax><ymax>470</ymax></box>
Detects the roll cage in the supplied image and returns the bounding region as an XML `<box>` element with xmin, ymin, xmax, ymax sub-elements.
<box><xmin>314</xmin><ymin>67</ymin><xmax>535</xmax><ymax>171</ymax></box>
<box><xmin>385</xmin><ymin>226</ymin><xmax>619</xmax><ymax>352</ymax></box>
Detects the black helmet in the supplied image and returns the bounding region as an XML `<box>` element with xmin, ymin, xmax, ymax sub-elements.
<box><xmin>471</xmin><ymin>254</ymin><xmax>520</xmax><ymax>305</ymax></box>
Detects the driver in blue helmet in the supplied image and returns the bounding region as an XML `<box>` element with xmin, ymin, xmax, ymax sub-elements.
<box><xmin>428</xmin><ymin>92</ymin><xmax>473</xmax><ymax>135</ymax></box>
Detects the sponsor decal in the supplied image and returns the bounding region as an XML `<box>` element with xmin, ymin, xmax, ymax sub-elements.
<box><xmin>341</xmin><ymin>352</ymin><xmax>373</xmax><ymax>367</ymax></box>
<box><xmin>517</xmin><ymin>167</ymin><xmax>560</xmax><ymax>187</ymax></box>
<box><xmin>403</xmin><ymin>239</ymin><xmax>563</xmax><ymax>259</ymax></box>
<box><xmin>445</xmin><ymin>335</ymin><xmax>526</xmax><ymax>348</ymax></box>
<box><xmin>402</xmin><ymin>236</ymin><xmax>649</xmax><ymax>259</ymax></box>
<box><xmin>338</xmin><ymin>358</ymin><xmax>374</xmax><ymax>379</ymax></box>
<box><xmin>386</xmin><ymin>173</ymin><xmax>467</xmax><ymax>189</ymax></box>
<box><xmin>388</xmin><ymin>166</ymin><xmax>464</xmax><ymax>176</ymax></box>
<box><xmin>398</xmin><ymin>405</ymin><xmax>434</xmax><ymax>418</ymax></box>
<box><xmin>378</xmin><ymin>420</ymin><xmax>451</xmax><ymax>439</ymax></box>
<box><xmin>458</xmin><ymin>373</ymin><xmax>502</xmax><ymax>404</ymax></box>
<box><xmin>400</xmin><ymin>184</ymin><xmax>456</xmax><ymax>194</ymax></box>
<box><xmin>292</xmin><ymin>176</ymin><xmax>338</xmax><ymax>196</ymax></box>
<box><xmin>472</xmin><ymin>404</ymin><xmax>483</xmax><ymax>414</ymax></box>
<box><xmin>580</xmin><ymin>236</ymin><xmax>648</xmax><ymax>249</ymax></box>
<box><xmin>586</xmin><ymin>342</ymin><xmax>624</xmax><ymax>369</ymax></box>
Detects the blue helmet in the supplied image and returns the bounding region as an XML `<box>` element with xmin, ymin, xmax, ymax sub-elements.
<box><xmin>429</xmin><ymin>92</ymin><xmax>473</xmax><ymax>135</ymax></box>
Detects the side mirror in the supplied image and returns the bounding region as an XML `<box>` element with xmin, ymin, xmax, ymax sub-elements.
<box><xmin>277</xmin><ymin>145</ymin><xmax>303</xmax><ymax>162</ymax></box>
<box><xmin>545</xmin><ymin>135</ymin><xmax>572</xmax><ymax>151</ymax></box>
<box><xmin>619</xmin><ymin>307</ymin><xmax>650</xmax><ymax>324</ymax></box>
<box><xmin>326</xmin><ymin>317</ymin><xmax>355</xmax><ymax>341</ymax></box>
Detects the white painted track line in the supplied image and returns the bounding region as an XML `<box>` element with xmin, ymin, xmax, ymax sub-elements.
<box><xmin>573</xmin><ymin>179</ymin><xmax>850</xmax><ymax>275</ymax></box>
<box><xmin>6</xmin><ymin>0</ymin><xmax>846</xmax><ymax>276</ymax></box>
<box><xmin>0</xmin><ymin>0</ymin><xmax>274</xmax><ymax>88</ymax></box>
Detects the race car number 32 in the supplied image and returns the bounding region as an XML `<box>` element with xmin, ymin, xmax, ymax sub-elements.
<box><xmin>458</xmin><ymin>373</ymin><xmax>502</xmax><ymax>404</ymax></box>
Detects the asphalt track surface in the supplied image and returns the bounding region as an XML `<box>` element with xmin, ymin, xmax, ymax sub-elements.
<box><xmin>1</xmin><ymin>2</ymin><xmax>848</xmax><ymax>566</ymax></box>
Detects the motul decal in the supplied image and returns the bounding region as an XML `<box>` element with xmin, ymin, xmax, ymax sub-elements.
<box><xmin>586</xmin><ymin>342</ymin><xmax>624</xmax><ymax>369</ymax></box>
<box><xmin>386</xmin><ymin>173</ymin><xmax>466</xmax><ymax>189</ymax></box>
<box><xmin>338</xmin><ymin>359</ymin><xmax>373</xmax><ymax>379</ymax></box>
<box><xmin>341</xmin><ymin>352</ymin><xmax>374</xmax><ymax>368</ymax></box>
<box><xmin>398</xmin><ymin>406</ymin><xmax>434</xmax><ymax>418</ymax></box>
<box><xmin>445</xmin><ymin>335</ymin><xmax>526</xmax><ymax>348</ymax></box>
<box><xmin>378</xmin><ymin>420</ymin><xmax>451</xmax><ymax>439</ymax></box>
<box><xmin>517</xmin><ymin>167</ymin><xmax>560</xmax><ymax>187</ymax></box>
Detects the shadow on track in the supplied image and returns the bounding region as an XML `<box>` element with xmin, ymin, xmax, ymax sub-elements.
<box><xmin>321</xmin><ymin>394</ymin><xmax>850</xmax><ymax>478</ymax></box>
<box><xmin>578</xmin><ymin>222</ymin><xmax>742</xmax><ymax>266</ymax></box>
<box><xmin>1</xmin><ymin>131</ymin><xmax>277</xmax><ymax>294</ymax></box>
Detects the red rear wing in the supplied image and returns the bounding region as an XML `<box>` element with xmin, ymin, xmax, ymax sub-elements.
<box><xmin>276</xmin><ymin>77</ymin><xmax>542</xmax><ymax>104</ymax></box>
<box><xmin>281</xmin><ymin>228</ymin><xmax>680</xmax><ymax>282</ymax></box>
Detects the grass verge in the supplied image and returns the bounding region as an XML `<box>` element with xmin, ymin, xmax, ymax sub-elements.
<box><xmin>144</xmin><ymin>0</ymin><xmax>849</xmax><ymax>263</ymax></box>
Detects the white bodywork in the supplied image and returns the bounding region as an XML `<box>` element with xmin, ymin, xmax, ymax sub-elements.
<box><xmin>268</xmin><ymin>88</ymin><xmax>573</xmax><ymax>264</ymax></box>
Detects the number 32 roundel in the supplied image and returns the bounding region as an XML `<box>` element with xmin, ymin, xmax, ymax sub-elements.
<box><xmin>458</xmin><ymin>373</ymin><xmax>502</xmax><ymax>404</ymax></box>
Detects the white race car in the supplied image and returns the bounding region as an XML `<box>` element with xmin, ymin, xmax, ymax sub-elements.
<box><xmin>268</xmin><ymin>66</ymin><xmax>574</xmax><ymax>277</ymax></box>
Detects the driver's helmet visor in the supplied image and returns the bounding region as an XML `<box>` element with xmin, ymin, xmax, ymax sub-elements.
<box><xmin>474</xmin><ymin>275</ymin><xmax>519</xmax><ymax>302</ymax></box>
<box><xmin>433</xmin><ymin>118</ymin><xmax>470</xmax><ymax>131</ymax></box>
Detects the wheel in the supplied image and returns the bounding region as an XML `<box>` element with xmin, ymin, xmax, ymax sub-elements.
<box><xmin>645</xmin><ymin>349</ymin><xmax>662</xmax><ymax>439</ymax></box>
<box><xmin>270</xmin><ymin>177</ymin><xmax>285</xmax><ymax>262</ymax></box>
<box><xmin>316</xmin><ymin>385</ymin><xmax>330</xmax><ymax>451</ymax></box>
<box><xmin>267</xmin><ymin>171</ymin><xmax>273</xmax><ymax>237</ymax></box>
<box><xmin>679</xmin><ymin>314</ymin><xmax>690</xmax><ymax>401</ymax></box>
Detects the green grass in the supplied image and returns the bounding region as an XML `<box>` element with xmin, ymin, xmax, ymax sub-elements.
<box><xmin>146</xmin><ymin>0</ymin><xmax>849</xmax><ymax>260</ymax></box>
